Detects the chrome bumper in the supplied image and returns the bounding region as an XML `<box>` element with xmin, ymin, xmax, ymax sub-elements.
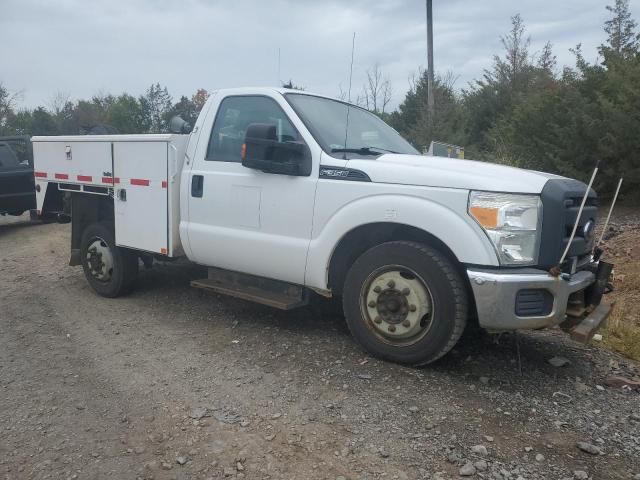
<box><xmin>467</xmin><ymin>268</ymin><xmax>596</xmax><ymax>330</ymax></box>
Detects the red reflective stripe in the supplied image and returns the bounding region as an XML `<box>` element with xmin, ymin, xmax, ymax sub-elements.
<box><xmin>34</xmin><ymin>171</ymin><xmax>47</xmax><ymax>178</ymax></box>
<box><xmin>55</xmin><ymin>173</ymin><xmax>69</xmax><ymax>180</ymax></box>
<box><xmin>77</xmin><ymin>175</ymin><xmax>92</xmax><ymax>182</ymax></box>
<box><xmin>161</xmin><ymin>180</ymin><xmax>167</xmax><ymax>188</ymax></box>
<box><xmin>102</xmin><ymin>177</ymin><xmax>117</xmax><ymax>184</ymax></box>
<box><xmin>130</xmin><ymin>178</ymin><xmax>150</xmax><ymax>186</ymax></box>
<box><xmin>114</xmin><ymin>177</ymin><xmax>120</xmax><ymax>184</ymax></box>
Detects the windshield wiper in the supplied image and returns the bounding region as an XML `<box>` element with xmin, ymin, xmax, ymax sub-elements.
<box><xmin>331</xmin><ymin>146</ymin><xmax>398</xmax><ymax>156</ymax></box>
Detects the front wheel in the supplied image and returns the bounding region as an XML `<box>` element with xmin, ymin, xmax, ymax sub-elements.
<box><xmin>80</xmin><ymin>222</ymin><xmax>138</xmax><ymax>297</ymax></box>
<box><xmin>342</xmin><ymin>241</ymin><xmax>468</xmax><ymax>366</ymax></box>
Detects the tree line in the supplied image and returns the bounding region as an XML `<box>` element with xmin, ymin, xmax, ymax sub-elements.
<box><xmin>0</xmin><ymin>0</ymin><xmax>638</xmax><ymax>199</ymax></box>
<box><xmin>0</xmin><ymin>83</ymin><xmax>209</xmax><ymax>137</ymax></box>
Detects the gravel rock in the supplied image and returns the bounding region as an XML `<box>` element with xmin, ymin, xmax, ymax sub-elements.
<box><xmin>535</xmin><ymin>453</ymin><xmax>545</xmax><ymax>462</ymax></box>
<box><xmin>189</xmin><ymin>407</ymin><xmax>208</xmax><ymax>420</ymax></box>
<box><xmin>471</xmin><ymin>444</ymin><xmax>488</xmax><ymax>456</ymax></box>
<box><xmin>573</xmin><ymin>471</ymin><xmax>589</xmax><ymax>480</ymax></box>
<box><xmin>176</xmin><ymin>456</ymin><xmax>187</xmax><ymax>465</ymax></box>
<box><xmin>447</xmin><ymin>452</ymin><xmax>461</xmax><ymax>464</ymax></box>
<box><xmin>633</xmin><ymin>474</ymin><xmax>640</xmax><ymax>480</ymax></box>
<box><xmin>459</xmin><ymin>462</ymin><xmax>476</xmax><ymax>476</ymax></box>
<box><xmin>474</xmin><ymin>460</ymin><xmax>488</xmax><ymax>471</ymax></box>
<box><xmin>576</xmin><ymin>442</ymin><xmax>601</xmax><ymax>455</ymax></box>
<box><xmin>548</xmin><ymin>356</ymin><xmax>570</xmax><ymax>367</ymax></box>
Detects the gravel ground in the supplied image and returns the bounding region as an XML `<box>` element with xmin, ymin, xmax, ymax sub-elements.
<box><xmin>1</xmin><ymin>213</ymin><xmax>639</xmax><ymax>480</ymax></box>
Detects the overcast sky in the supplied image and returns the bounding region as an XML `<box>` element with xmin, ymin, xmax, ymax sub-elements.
<box><xmin>2</xmin><ymin>0</ymin><xmax>638</xmax><ymax>111</ymax></box>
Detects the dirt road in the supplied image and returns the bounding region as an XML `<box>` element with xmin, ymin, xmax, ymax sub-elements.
<box><xmin>1</xmin><ymin>215</ymin><xmax>639</xmax><ymax>480</ymax></box>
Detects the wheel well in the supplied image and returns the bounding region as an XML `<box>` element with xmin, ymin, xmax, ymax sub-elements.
<box><xmin>69</xmin><ymin>193</ymin><xmax>114</xmax><ymax>265</ymax></box>
<box><xmin>328</xmin><ymin>223</ymin><xmax>477</xmax><ymax>318</ymax></box>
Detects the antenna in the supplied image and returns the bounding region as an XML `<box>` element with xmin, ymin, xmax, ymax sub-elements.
<box><xmin>596</xmin><ymin>177</ymin><xmax>623</xmax><ymax>248</ymax></box>
<box><xmin>277</xmin><ymin>47</ymin><xmax>281</xmax><ymax>86</ymax></box>
<box><xmin>342</xmin><ymin>32</ymin><xmax>356</xmax><ymax>160</ymax></box>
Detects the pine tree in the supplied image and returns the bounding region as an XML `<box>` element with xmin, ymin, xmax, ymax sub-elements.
<box><xmin>599</xmin><ymin>0</ymin><xmax>640</xmax><ymax>65</ymax></box>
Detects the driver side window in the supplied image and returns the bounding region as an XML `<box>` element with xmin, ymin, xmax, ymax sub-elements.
<box><xmin>205</xmin><ymin>96</ymin><xmax>299</xmax><ymax>162</ymax></box>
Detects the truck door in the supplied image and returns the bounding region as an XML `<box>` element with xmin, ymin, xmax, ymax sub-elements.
<box><xmin>185</xmin><ymin>94</ymin><xmax>317</xmax><ymax>285</ymax></box>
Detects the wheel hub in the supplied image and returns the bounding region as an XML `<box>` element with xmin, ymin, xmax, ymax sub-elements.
<box><xmin>363</xmin><ymin>269</ymin><xmax>433</xmax><ymax>342</ymax></box>
<box><xmin>86</xmin><ymin>238</ymin><xmax>114</xmax><ymax>282</ymax></box>
<box><xmin>376</xmin><ymin>289</ymin><xmax>408</xmax><ymax>324</ymax></box>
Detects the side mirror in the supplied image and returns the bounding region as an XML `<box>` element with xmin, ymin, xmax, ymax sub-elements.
<box><xmin>241</xmin><ymin>123</ymin><xmax>311</xmax><ymax>176</ymax></box>
<box><xmin>169</xmin><ymin>115</ymin><xmax>193</xmax><ymax>134</ymax></box>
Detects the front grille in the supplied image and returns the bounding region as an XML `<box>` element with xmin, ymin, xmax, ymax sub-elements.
<box><xmin>539</xmin><ymin>179</ymin><xmax>598</xmax><ymax>269</ymax></box>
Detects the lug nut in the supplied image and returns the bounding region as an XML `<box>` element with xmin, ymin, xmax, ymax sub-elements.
<box><xmin>409</xmin><ymin>304</ymin><xmax>417</xmax><ymax>312</ymax></box>
<box><xmin>387</xmin><ymin>325</ymin><xmax>396</xmax><ymax>333</ymax></box>
<box><xmin>373</xmin><ymin>286</ymin><xmax>382</xmax><ymax>293</ymax></box>
<box><xmin>402</xmin><ymin>288</ymin><xmax>410</xmax><ymax>295</ymax></box>
<box><xmin>374</xmin><ymin>316</ymin><xmax>382</xmax><ymax>324</ymax></box>
<box><xmin>387</xmin><ymin>280</ymin><xmax>395</xmax><ymax>288</ymax></box>
<box><xmin>402</xmin><ymin>320</ymin><xmax>411</xmax><ymax>327</ymax></box>
<box><xmin>368</xmin><ymin>300</ymin><xmax>376</xmax><ymax>308</ymax></box>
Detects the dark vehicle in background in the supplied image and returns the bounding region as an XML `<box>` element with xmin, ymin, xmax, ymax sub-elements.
<box><xmin>0</xmin><ymin>136</ymin><xmax>36</xmax><ymax>217</ymax></box>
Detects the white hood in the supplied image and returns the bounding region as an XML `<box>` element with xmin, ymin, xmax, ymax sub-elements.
<box><xmin>346</xmin><ymin>154</ymin><xmax>562</xmax><ymax>194</ymax></box>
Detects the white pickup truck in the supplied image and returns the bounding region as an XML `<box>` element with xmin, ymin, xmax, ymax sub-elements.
<box><xmin>32</xmin><ymin>87</ymin><xmax>612</xmax><ymax>365</ymax></box>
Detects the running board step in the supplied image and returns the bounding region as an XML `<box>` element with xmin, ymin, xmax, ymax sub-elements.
<box><xmin>191</xmin><ymin>267</ymin><xmax>308</xmax><ymax>310</ymax></box>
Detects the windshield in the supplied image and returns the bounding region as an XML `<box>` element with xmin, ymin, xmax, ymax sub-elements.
<box><xmin>285</xmin><ymin>93</ymin><xmax>419</xmax><ymax>158</ymax></box>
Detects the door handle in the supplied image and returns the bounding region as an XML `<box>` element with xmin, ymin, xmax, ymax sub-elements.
<box><xmin>191</xmin><ymin>175</ymin><xmax>204</xmax><ymax>198</ymax></box>
<box><xmin>118</xmin><ymin>189</ymin><xmax>127</xmax><ymax>202</ymax></box>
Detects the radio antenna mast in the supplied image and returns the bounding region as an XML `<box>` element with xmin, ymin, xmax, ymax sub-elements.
<box><xmin>277</xmin><ymin>47</ymin><xmax>281</xmax><ymax>86</ymax></box>
<box><xmin>342</xmin><ymin>32</ymin><xmax>356</xmax><ymax>160</ymax></box>
<box><xmin>596</xmin><ymin>177</ymin><xmax>623</xmax><ymax>249</ymax></box>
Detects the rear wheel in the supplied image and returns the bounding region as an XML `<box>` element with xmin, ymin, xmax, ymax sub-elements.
<box><xmin>80</xmin><ymin>222</ymin><xmax>138</xmax><ymax>297</ymax></box>
<box><xmin>342</xmin><ymin>241</ymin><xmax>467</xmax><ymax>365</ymax></box>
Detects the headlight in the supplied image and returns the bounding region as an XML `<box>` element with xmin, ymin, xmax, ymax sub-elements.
<box><xmin>468</xmin><ymin>191</ymin><xmax>542</xmax><ymax>266</ymax></box>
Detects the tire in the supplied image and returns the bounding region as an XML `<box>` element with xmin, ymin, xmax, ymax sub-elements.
<box><xmin>80</xmin><ymin>222</ymin><xmax>138</xmax><ymax>298</ymax></box>
<box><xmin>342</xmin><ymin>241</ymin><xmax>467</xmax><ymax>366</ymax></box>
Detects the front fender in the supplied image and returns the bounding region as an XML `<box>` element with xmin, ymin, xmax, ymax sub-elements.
<box><xmin>305</xmin><ymin>189</ymin><xmax>498</xmax><ymax>290</ymax></box>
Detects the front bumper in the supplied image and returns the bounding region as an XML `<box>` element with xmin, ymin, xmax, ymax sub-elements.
<box><xmin>467</xmin><ymin>267</ymin><xmax>596</xmax><ymax>330</ymax></box>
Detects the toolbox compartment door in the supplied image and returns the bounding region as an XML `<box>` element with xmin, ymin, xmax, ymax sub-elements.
<box><xmin>113</xmin><ymin>141</ymin><xmax>168</xmax><ymax>254</ymax></box>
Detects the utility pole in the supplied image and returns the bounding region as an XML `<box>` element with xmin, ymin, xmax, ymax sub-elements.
<box><xmin>426</xmin><ymin>0</ymin><xmax>434</xmax><ymax>124</ymax></box>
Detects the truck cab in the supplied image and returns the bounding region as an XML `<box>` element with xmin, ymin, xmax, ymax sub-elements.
<box><xmin>32</xmin><ymin>87</ymin><xmax>612</xmax><ymax>366</ymax></box>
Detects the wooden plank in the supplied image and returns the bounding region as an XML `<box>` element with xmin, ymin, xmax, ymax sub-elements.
<box><xmin>570</xmin><ymin>303</ymin><xmax>612</xmax><ymax>344</ymax></box>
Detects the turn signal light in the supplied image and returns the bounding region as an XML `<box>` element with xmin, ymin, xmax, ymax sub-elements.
<box><xmin>240</xmin><ymin>143</ymin><xmax>246</xmax><ymax>160</ymax></box>
<box><xmin>469</xmin><ymin>206</ymin><xmax>498</xmax><ymax>228</ymax></box>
